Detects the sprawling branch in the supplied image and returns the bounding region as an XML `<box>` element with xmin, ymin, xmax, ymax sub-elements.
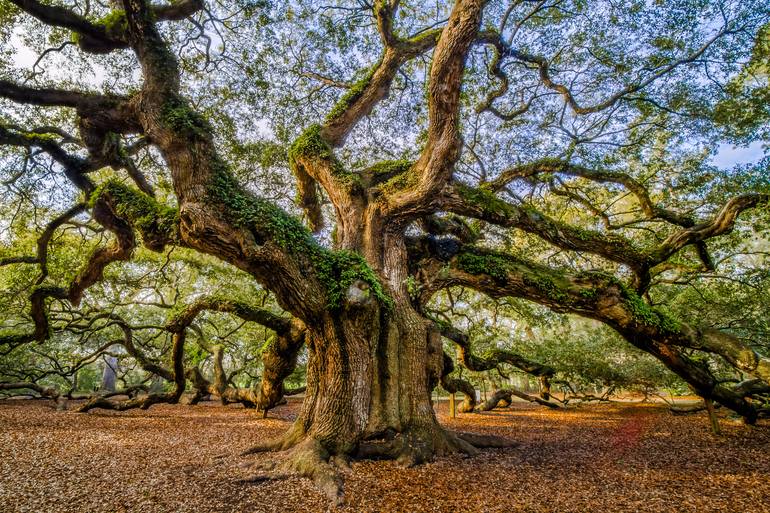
<box><xmin>168</xmin><ymin>296</ymin><xmax>306</xmax><ymax>413</ymax></box>
<box><xmin>441</xmin><ymin>179</ymin><xmax>768</xmax><ymax>291</ymax></box>
<box><xmin>439</xmin><ymin>351</ymin><xmax>477</xmax><ymax>413</ymax></box>
<box><xmin>8</xmin><ymin>0</ymin><xmax>204</xmax><ymax>54</ymax></box>
<box><xmin>110</xmin><ymin>0</ymin><xmax>350</xmax><ymax>320</ymax></box>
<box><xmin>487</xmin><ymin>159</ymin><xmax>695</xmax><ymax>227</ymax></box>
<box><xmin>0</xmin><ymin>381</ymin><xmax>60</xmax><ymax>400</ymax></box>
<box><xmin>418</xmin><ymin>245</ymin><xmax>769</xmax><ymax>421</ymax></box>
<box><xmin>476</xmin><ymin>388</ymin><xmax>560</xmax><ymax>410</ymax></box>
<box><xmin>443</xmin><ymin>182</ymin><xmax>650</xmax><ymax>274</ymax></box>
<box><xmin>0</xmin><ymin>80</ymin><xmax>127</xmax><ymax>109</ymax></box>
<box><xmin>289</xmin><ymin>11</ymin><xmax>444</xmax><ymax>230</ymax></box>
<box><xmin>0</xmin><ymin>124</ymin><xmax>94</xmax><ymax>191</ymax></box>
<box><xmin>384</xmin><ymin>0</ymin><xmax>485</xmax><ymax>220</ymax></box>
<box><xmin>437</xmin><ymin>321</ymin><xmax>554</xmax><ymax>383</ymax></box>
<box><xmin>77</xmin><ymin>329</ymin><xmax>186</xmax><ymax>412</ymax></box>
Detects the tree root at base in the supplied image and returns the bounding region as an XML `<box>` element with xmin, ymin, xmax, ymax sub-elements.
<box><xmin>239</xmin><ymin>426</ymin><xmax>517</xmax><ymax>506</ymax></box>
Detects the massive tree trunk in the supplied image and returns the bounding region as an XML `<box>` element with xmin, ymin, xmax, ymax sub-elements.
<box><xmin>242</xmin><ymin>222</ymin><xmax>502</xmax><ymax>503</ymax></box>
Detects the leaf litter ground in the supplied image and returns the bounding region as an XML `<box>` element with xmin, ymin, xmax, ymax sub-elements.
<box><xmin>1</xmin><ymin>398</ymin><xmax>768</xmax><ymax>512</ymax></box>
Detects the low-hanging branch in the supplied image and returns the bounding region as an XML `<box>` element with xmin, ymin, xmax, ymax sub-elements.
<box><xmin>77</xmin><ymin>330</ymin><xmax>187</xmax><ymax>412</ymax></box>
<box><xmin>168</xmin><ymin>296</ymin><xmax>306</xmax><ymax>414</ymax></box>
<box><xmin>435</xmin><ymin>320</ymin><xmax>555</xmax><ymax>399</ymax></box>
<box><xmin>417</xmin><ymin>244</ymin><xmax>770</xmax><ymax>423</ymax></box>
<box><xmin>476</xmin><ymin>388</ymin><xmax>561</xmax><ymax>411</ymax></box>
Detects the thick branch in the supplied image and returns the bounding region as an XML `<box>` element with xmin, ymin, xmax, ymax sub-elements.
<box><xmin>0</xmin><ymin>80</ymin><xmax>127</xmax><ymax>110</ymax></box>
<box><xmin>476</xmin><ymin>388</ymin><xmax>560</xmax><ymax>410</ymax></box>
<box><xmin>385</xmin><ymin>0</ymin><xmax>485</xmax><ymax>220</ymax></box>
<box><xmin>420</xmin><ymin>246</ymin><xmax>767</xmax><ymax>421</ymax></box>
<box><xmin>439</xmin><ymin>351</ymin><xmax>477</xmax><ymax>413</ymax></box>
<box><xmin>437</xmin><ymin>321</ymin><xmax>554</xmax><ymax>378</ymax></box>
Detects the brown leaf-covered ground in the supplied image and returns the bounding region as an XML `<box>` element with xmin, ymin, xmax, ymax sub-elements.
<box><xmin>1</xmin><ymin>397</ymin><xmax>768</xmax><ymax>512</ymax></box>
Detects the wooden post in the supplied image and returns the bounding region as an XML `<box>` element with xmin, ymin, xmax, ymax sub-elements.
<box><xmin>705</xmin><ymin>398</ymin><xmax>721</xmax><ymax>435</ymax></box>
<box><xmin>449</xmin><ymin>392</ymin><xmax>456</xmax><ymax>418</ymax></box>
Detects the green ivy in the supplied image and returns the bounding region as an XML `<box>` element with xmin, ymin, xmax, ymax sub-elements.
<box><xmin>209</xmin><ymin>160</ymin><xmax>391</xmax><ymax>309</ymax></box>
<box><xmin>316</xmin><ymin>250</ymin><xmax>392</xmax><ymax>310</ymax></box>
<box><xmin>324</xmin><ymin>63</ymin><xmax>378</xmax><ymax>123</ymax></box>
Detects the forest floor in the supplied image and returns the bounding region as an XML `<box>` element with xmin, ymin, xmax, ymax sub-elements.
<box><xmin>0</xmin><ymin>397</ymin><xmax>768</xmax><ymax>513</ymax></box>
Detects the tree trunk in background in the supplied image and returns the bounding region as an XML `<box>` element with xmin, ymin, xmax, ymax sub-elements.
<box><xmin>100</xmin><ymin>352</ymin><xmax>118</xmax><ymax>393</ymax></box>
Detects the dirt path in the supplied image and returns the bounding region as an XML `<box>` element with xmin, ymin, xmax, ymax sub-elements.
<box><xmin>0</xmin><ymin>399</ymin><xmax>768</xmax><ymax>512</ymax></box>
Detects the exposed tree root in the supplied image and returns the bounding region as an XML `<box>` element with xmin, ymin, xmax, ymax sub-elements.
<box><xmin>282</xmin><ymin>439</ymin><xmax>344</xmax><ymax>505</ymax></box>
<box><xmin>241</xmin><ymin>424</ymin><xmax>517</xmax><ymax>505</ymax></box>
<box><xmin>241</xmin><ymin>435</ymin><xmax>343</xmax><ymax>505</ymax></box>
<box><xmin>240</xmin><ymin>421</ymin><xmax>306</xmax><ymax>456</ymax></box>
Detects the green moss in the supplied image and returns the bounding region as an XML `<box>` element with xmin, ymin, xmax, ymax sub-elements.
<box><xmin>325</xmin><ymin>64</ymin><xmax>378</xmax><ymax>123</ymax></box>
<box><xmin>161</xmin><ymin>96</ymin><xmax>211</xmax><ymax>139</ymax></box>
<box><xmin>316</xmin><ymin>250</ymin><xmax>392</xmax><ymax>310</ymax></box>
<box><xmin>378</xmin><ymin>167</ymin><xmax>418</xmax><ymax>194</ymax></box>
<box><xmin>367</xmin><ymin>159</ymin><xmax>416</xmax><ymax>195</ymax></box>
<box><xmin>456</xmin><ymin>249</ymin><xmax>568</xmax><ymax>301</ymax></box>
<box><xmin>578</xmin><ymin>288</ymin><xmax>599</xmax><ymax>300</ymax></box>
<box><xmin>522</xmin><ymin>273</ymin><xmax>569</xmax><ymax>302</ymax></box>
<box><xmin>407</xmin><ymin>28</ymin><xmax>442</xmax><ymax>47</ymax></box>
<box><xmin>288</xmin><ymin>124</ymin><xmax>361</xmax><ymax>191</ymax></box>
<box><xmin>618</xmin><ymin>284</ymin><xmax>681</xmax><ymax>333</ymax></box>
<box><xmin>95</xmin><ymin>10</ymin><xmax>128</xmax><ymax>38</ymax></box>
<box><xmin>90</xmin><ymin>180</ymin><xmax>178</xmax><ymax>243</ymax></box>
<box><xmin>210</xmin><ymin>158</ymin><xmax>313</xmax><ymax>249</ymax></box>
<box><xmin>208</xmin><ymin>159</ymin><xmax>391</xmax><ymax>310</ymax></box>
<box><xmin>455</xmin><ymin>183</ymin><xmax>516</xmax><ymax>217</ymax></box>
<box><xmin>260</xmin><ymin>335</ymin><xmax>276</xmax><ymax>353</ymax></box>
<box><xmin>574</xmin><ymin>270</ymin><xmax>681</xmax><ymax>332</ymax></box>
<box><xmin>0</xmin><ymin>331</ymin><xmax>34</xmax><ymax>345</ymax></box>
<box><xmin>455</xmin><ymin>251</ymin><xmax>512</xmax><ymax>282</ymax></box>
<box><xmin>369</xmin><ymin>159</ymin><xmax>412</xmax><ymax>176</ymax></box>
<box><xmin>404</xmin><ymin>275</ymin><xmax>421</xmax><ymax>300</ymax></box>
<box><xmin>22</xmin><ymin>132</ymin><xmax>58</xmax><ymax>144</ymax></box>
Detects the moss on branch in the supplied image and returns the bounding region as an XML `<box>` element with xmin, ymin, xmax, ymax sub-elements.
<box><xmin>455</xmin><ymin>250</ymin><xmax>684</xmax><ymax>329</ymax></box>
<box><xmin>288</xmin><ymin>124</ymin><xmax>361</xmax><ymax>191</ymax></box>
<box><xmin>316</xmin><ymin>250</ymin><xmax>392</xmax><ymax>309</ymax></box>
<box><xmin>455</xmin><ymin>183</ymin><xmax>517</xmax><ymax>218</ymax></box>
<box><xmin>369</xmin><ymin>159</ymin><xmax>413</xmax><ymax>177</ymax></box>
<box><xmin>89</xmin><ymin>180</ymin><xmax>178</xmax><ymax>247</ymax></box>
<box><xmin>617</xmin><ymin>283</ymin><xmax>681</xmax><ymax>333</ymax></box>
<box><xmin>324</xmin><ymin>64</ymin><xmax>378</xmax><ymax>123</ymax></box>
<box><xmin>161</xmin><ymin>96</ymin><xmax>212</xmax><ymax>139</ymax></box>
<box><xmin>209</xmin><ymin>159</ymin><xmax>391</xmax><ymax>309</ymax></box>
<box><xmin>95</xmin><ymin>10</ymin><xmax>128</xmax><ymax>38</ymax></box>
